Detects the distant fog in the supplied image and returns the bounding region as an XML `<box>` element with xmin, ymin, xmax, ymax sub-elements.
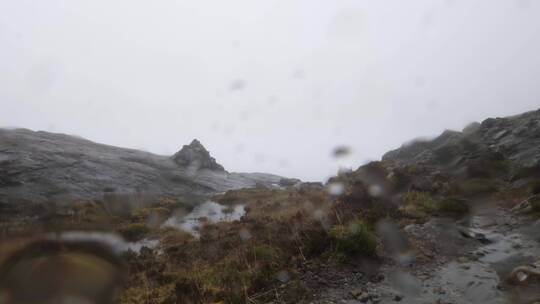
<box><xmin>1</xmin><ymin>0</ymin><xmax>540</xmax><ymax>181</ymax></box>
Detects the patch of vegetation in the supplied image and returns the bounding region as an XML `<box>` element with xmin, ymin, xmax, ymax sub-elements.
<box><xmin>399</xmin><ymin>191</ymin><xmax>437</xmax><ymax>220</ymax></box>
<box><xmin>72</xmin><ymin>200</ymin><xmax>112</xmax><ymax>224</ymax></box>
<box><xmin>114</xmin><ymin>188</ymin><xmax>340</xmax><ymax>303</ymax></box>
<box><xmin>117</xmin><ymin>223</ymin><xmax>151</xmax><ymax>242</ymax></box>
<box><xmin>399</xmin><ymin>191</ymin><xmax>469</xmax><ymax>220</ymax></box>
<box><xmin>436</xmin><ymin>198</ymin><xmax>469</xmax><ymax>215</ymax></box>
<box><xmin>329</xmin><ymin>219</ymin><xmax>376</xmax><ymax>259</ymax></box>
<box><xmin>455</xmin><ymin>178</ymin><xmax>499</xmax><ymax>196</ymax></box>
<box><xmin>531</xmin><ymin>196</ymin><xmax>540</xmax><ymax>213</ymax></box>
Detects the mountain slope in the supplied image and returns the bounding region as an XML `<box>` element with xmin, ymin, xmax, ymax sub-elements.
<box><xmin>383</xmin><ymin>108</ymin><xmax>540</xmax><ymax>170</ymax></box>
<box><xmin>0</xmin><ymin>128</ymin><xmax>284</xmax><ymax>205</ymax></box>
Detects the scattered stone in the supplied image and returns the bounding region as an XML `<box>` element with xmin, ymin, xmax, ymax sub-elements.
<box><xmin>349</xmin><ymin>288</ymin><xmax>363</xmax><ymax>299</ymax></box>
<box><xmin>358</xmin><ymin>292</ymin><xmax>371</xmax><ymax>303</ymax></box>
<box><xmin>457</xmin><ymin>227</ymin><xmax>491</xmax><ymax>244</ymax></box>
<box><xmin>457</xmin><ymin>256</ymin><xmax>469</xmax><ymax>263</ymax></box>
<box><xmin>508</xmin><ymin>264</ymin><xmax>540</xmax><ymax>284</ymax></box>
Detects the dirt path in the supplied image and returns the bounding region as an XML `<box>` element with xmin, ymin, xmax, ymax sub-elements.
<box><xmin>307</xmin><ymin>203</ymin><xmax>540</xmax><ymax>304</ymax></box>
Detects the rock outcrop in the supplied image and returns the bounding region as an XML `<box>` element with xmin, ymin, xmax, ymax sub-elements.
<box><xmin>0</xmin><ymin>129</ymin><xmax>285</xmax><ymax>206</ymax></box>
<box><xmin>172</xmin><ymin>139</ymin><xmax>225</xmax><ymax>172</ymax></box>
<box><xmin>383</xmin><ymin>108</ymin><xmax>540</xmax><ymax>171</ymax></box>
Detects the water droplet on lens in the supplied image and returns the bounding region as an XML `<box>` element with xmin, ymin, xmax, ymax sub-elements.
<box><xmin>368</xmin><ymin>184</ymin><xmax>383</xmax><ymax>197</ymax></box>
<box><xmin>277</xmin><ymin>270</ymin><xmax>290</xmax><ymax>283</ymax></box>
<box><xmin>239</xmin><ymin>228</ymin><xmax>252</xmax><ymax>241</ymax></box>
<box><xmin>229</xmin><ymin>79</ymin><xmax>246</xmax><ymax>91</ymax></box>
<box><xmin>326</xmin><ymin>182</ymin><xmax>345</xmax><ymax>196</ymax></box>
<box><xmin>332</xmin><ymin>146</ymin><xmax>351</xmax><ymax>158</ymax></box>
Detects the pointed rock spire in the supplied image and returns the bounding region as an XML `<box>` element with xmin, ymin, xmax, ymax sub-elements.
<box><xmin>172</xmin><ymin>139</ymin><xmax>225</xmax><ymax>171</ymax></box>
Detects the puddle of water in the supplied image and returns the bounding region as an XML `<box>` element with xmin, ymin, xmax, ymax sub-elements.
<box><xmin>432</xmin><ymin>215</ymin><xmax>540</xmax><ymax>303</ymax></box>
<box><xmin>163</xmin><ymin>201</ymin><xmax>245</xmax><ymax>234</ymax></box>
<box><xmin>49</xmin><ymin>231</ymin><xmax>159</xmax><ymax>254</ymax></box>
<box><xmin>437</xmin><ymin>261</ymin><xmax>505</xmax><ymax>303</ymax></box>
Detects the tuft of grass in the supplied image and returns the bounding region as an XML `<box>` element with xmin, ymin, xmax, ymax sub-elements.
<box><xmin>399</xmin><ymin>191</ymin><xmax>437</xmax><ymax>220</ymax></box>
<box><xmin>455</xmin><ymin>178</ymin><xmax>498</xmax><ymax>196</ymax></box>
<box><xmin>117</xmin><ymin>223</ymin><xmax>151</xmax><ymax>242</ymax></box>
<box><xmin>400</xmin><ymin>191</ymin><xmax>469</xmax><ymax>219</ymax></box>
<box><xmin>72</xmin><ymin>200</ymin><xmax>111</xmax><ymax>224</ymax></box>
<box><xmin>436</xmin><ymin>198</ymin><xmax>469</xmax><ymax>215</ymax></box>
<box><xmin>329</xmin><ymin>219</ymin><xmax>376</xmax><ymax>258</ymax></box>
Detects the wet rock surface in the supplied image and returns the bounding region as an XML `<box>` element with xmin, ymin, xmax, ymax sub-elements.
<box><xmin>172</xmin><ymin>139</ymin><xmax>225</xmax><ymax>172</ymax></box>
<box><xmin>307</xmin><ymin>203</ymin><xmax>540</xmax><ymax>304</ymax></box>
<box><xmin>383</xmin><ymin>108</ymin><xmax>540</xmax><ymax>170</ymax></box>
<box><xmin>0</xmin><ymin>128</ymin><xmax>285</xmax><ymax>206</ymax></box>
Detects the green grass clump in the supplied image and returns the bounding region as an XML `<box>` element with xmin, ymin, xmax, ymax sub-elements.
<box><xmin>456</xmin><ymin>178</ymin><xmax>498</xmax><ymax>196</ymax></box>
<box><xmin>117</xmin><ymin>223</ymin><xmax>151</xmax><ymax>242</ymax></box>
<box><xmin>436</xmin><ymin>198</ymin><xmax>469</xmax><ymax>215</ymax></box>
<box><xmin>329</xmin><ymin>219</ymin><xmax>376</xmax><ymax>258</ymax></box>
<box><xmin>73</xmin><ymin>201</ymin><xmax>111</xmax><ymax>223</ymax></box>
<box><xmin>399</xmin><ymin>191</ymin><xmax>437</xmax><ymax>220</ymax></box>
<box><xmin>400</xmin><ymin>191</ymin><xmax>469</xmax><ymax>219</ymax></box>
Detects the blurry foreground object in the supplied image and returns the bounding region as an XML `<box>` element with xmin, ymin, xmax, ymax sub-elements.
<box><xmin>0</xmin><ymin>240</ymin><xmax>125</xmax><ymax>304</ymax></box>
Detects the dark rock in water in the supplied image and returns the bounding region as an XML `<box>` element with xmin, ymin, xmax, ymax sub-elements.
<box><xmin>0</xmin><ymin>129</ymin><xmax>289</xmax><ymax>207</ymax></box>
<box><xmin>172</xmin><ymin>139</ymin><xmax>225</xmax><ymax>172</ymax></box>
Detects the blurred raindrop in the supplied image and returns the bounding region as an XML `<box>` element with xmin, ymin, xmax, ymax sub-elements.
<box><xmin>239</xmin><ymin>228</ymin><xmax>252</xmax><ymax>241</ymax></box>
<box><xmin>388</xmin><ymin>271</ymin><xmax>421</xmax><ymax>297</ymax></box>
<box><xmin>277</xmin><ymin>270</ymin><xmax>290</xmax><ymax>283</ymax></box>
<box><xmin>292</xmin><ymin>69</ymin><xmax>305</xmax><ymax>79</ymax></box>
<box><xmin>376</xmin><ymin>219</ymin><xmax>414</xmax><ymax>266</ymax></box>
<box><xmin>267</xmin><ymin>95</ymin><xmax>279</xmax><ymax>105</ymax></box>
<box><xmin>326</xmin><ymin>182</ymin><xmax>345</xmax><ymax>196</ymax></box>
<box><xmin>229</xmin><ymin>79</ymin><xmax>246</xmax><ymax>91</ymax></box>
<box><xmin>368</xmin><ymin>184</ymin><xmax>383</xmax><ymax>197</ymax></box>
<box><xmin>0</xmin><ymin>240</ymin><xmax>125</xmax><ymax>304</ymax></box>
<box><xmin>332</xmin><ymin>146</ymin><xmax>351</xmax><ymax>159</ymax></box>
<box><xmin>303</xmin><ymin>201</ymin><xmax>314</xmax><ymax>211</ymax></box>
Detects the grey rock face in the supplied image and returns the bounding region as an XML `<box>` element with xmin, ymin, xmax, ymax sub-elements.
<box><xmin>172</xmin><ymin>139</ymin><xmax>225</xmax><ymax>172</ymax></box>
<box><xmin>0</xmin><ymin>129</ymin><xmax>285</xmax><ymax>206</ymax></box>
<box><xmin>382</xmin><ymin>108</ymin><xmax>540</xmax><ymax>170</ymax></box>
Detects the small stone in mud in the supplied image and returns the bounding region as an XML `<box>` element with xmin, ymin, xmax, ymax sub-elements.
<box><xmin>457</xmin><ymin>256</ymin><xmax>469</xmax><ymax>263</ymax></box>
<box><xmin>349</xmin><ymin>288</ymin><xmax>363</xmax><ymax>299</ymax></box>
<box><xmin>357</xmin><ymin>292</ymin><xmax>371</xmax><ymax>303</ymax></box>
<box><xmin>432</xmin><ymin>287</ymin><xmax>446</xmax><ymax>295</ymax></box>
<box><xmin>370</xmin><ymin>273</ymin><xmax>385</xmax><ymax>283</ymax></box>
<box><xmin>393</xmin><ymin>294</ymin><xmax>403</xmax><ymax>301</ymax></box>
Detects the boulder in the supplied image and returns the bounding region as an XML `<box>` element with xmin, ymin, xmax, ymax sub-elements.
<box><xmin>172</xmin><ymin>139</ymin><xmax>225</xmax><ymax>172</ymax></box>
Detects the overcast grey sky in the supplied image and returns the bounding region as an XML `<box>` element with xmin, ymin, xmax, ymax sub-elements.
<box><xmin>1</xmin><ymin>0</ymin><xmax>540</xmax><ymax>181</ymax></box>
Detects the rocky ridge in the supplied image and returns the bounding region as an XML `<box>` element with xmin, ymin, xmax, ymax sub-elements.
<box><xmin>0</xmin><ymin>128</ymin><xmax>285</xmax><ymax>207</ymax></box>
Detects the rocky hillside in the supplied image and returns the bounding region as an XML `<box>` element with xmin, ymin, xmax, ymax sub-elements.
<box><xmin>0</xmin><ymin>129</ymin><xmax>285</xmax><ymax>207</ymax></box>
<box><xmin>1</xmin><ymin>109</ymin><xmax>539</xmax><ymax>304</ymax></box>
<box><xmin>383</xmin><ymin>108</ymin><xmax>540</xmax><ymax>170</ymax></box>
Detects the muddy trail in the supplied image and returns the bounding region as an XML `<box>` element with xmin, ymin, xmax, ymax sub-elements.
<box><xmin>307</xmin><ymin>202</ymin><xmax>540</xmax><ymax>304</ymax></box>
